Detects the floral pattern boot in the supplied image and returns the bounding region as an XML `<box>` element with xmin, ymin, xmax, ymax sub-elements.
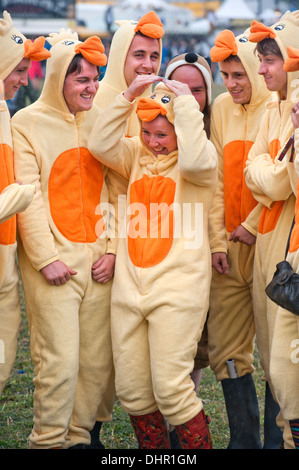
<box><xmin>175</xmin><ymin>410</ymin><xmax>213</xmax><ymax>449</ymax></box>
<box><xmin>129</xmin><ymin>409</ymin><xmax>171</xmax><ymax>449</ymax></box>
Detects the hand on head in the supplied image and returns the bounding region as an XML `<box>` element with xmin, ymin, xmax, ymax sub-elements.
<box><xmin>123</xmin><ymin>74</ymin><xmax>162</xmax><ymax>102</ymax></box>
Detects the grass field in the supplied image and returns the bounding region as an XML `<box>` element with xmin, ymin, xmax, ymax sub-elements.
<box><xmin>0</xmin><ymin>279</ymin><xmax>268</xmax><ymax>450</ymax></box>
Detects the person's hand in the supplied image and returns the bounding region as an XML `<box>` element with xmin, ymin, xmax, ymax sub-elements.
<box><xmin>123</xmin><ymin>74</ymin><xmax>162</xmax><ymax>102</ymax></box>
<box><xmin>212</xmin><ymin>252</ymin><xmax>229</xmax><ymax>274</ymax></box>
<box><xmin>229</xmin><ymin>225</ymin><xmax>256</xmax><ymax>246</ymax></box>
<box><xmin>41</xmin><ymin>260</ymin><xmax>77</xmax><ymax>286</ymax></box>
<box><xmin>163</xmin><ymin>78</ymin><xmax>192</xmax><ymax>97</ymax></box>
<box><xmin>291</xmin><ymin>102</ymin><xmax>299</xmax><ymax>130</ymax></box>
<box><xmin>92</xmin><ymin>253</ymin><xmax>116</xmax><ymax>283</ymax></box>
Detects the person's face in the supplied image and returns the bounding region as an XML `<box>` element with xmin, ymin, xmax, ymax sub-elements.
<box><xmin>124</xmin><ymin>34</ymin><xmax>160</xmax><ymax>86</ymax></box>
<box><xmin>142</xmin><ymin>115</ymin><xmax>177</xmax><ymax>157</ymax></box>
<box><xmin>63</xmin><ymin>58</ymin><xmax>99</xmax><ymax>115</ymax></box>
<box><xmin>3</xmin><ymin>58</ymin><xmax>30</xmax><ymax>100</ymax></box>
<box><xmin>170</xmin><ymin>65</ymin><xmax>207</xmax><ymax>111</ymax></box>
<box><xmin>258</xmin><ymin>53</ymin><xmax>287</xmax><ymax>98</ymax></box>
<box><xmin>219</xmin><ymin>59</ymin><xmax>252</xmax><ymax>105</ymax></box>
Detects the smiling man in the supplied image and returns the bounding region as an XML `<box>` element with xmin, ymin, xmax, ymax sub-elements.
<box><xmin>94</xmin><ymin>10</ymin><xmax>164</xmax><ymax>137</ymax></box>
<box><xmin>11</xmin><ymin>31</ymin><xmax>117</xmax><ymax>450</ymax></box>
<box><xmin>208</xmin><ymin>29</ymin><xmax>278</xmax><ymax>449</ymax></box>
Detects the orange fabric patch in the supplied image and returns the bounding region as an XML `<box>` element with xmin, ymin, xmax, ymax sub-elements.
<box><xmin>24</xmin><ymin>37</ymin><xmax>51</xmax><ymax>61</ymax></box>
<box><xmin>249</xmin><ymin>20</ymin><xmax>277</xmax><ymax>43</ymax></box>
<box><xmin>289</xmin><ymin>179</ymin><xmax>299</xmax><ymax>253</ymax></box>
<box><xmin>284</xmin><ymin>46</ymin><xmax>299</xmax><ymax>72</ymax></box>
<box><xmin>210</xmin><ymin>30</ymin><xmax>238</xmax><ymax>63</ymax></box>
<box><xmin>223</xmin><ymin>140</ymin><xmax>257</xmax><ymax>233</ymax></box>
<box><xmin>48</xmin><ymin>148</ymin><xmax>104</xmax><ymax>243</ymax></box>
<box><xmin>74</xmin><ymin>36</ymin><xmax>107</xmax><ymax>67</ymax></box>
<box><xmin>136</xmin><ymin>98</ymin><xmax>167</xmax><ymax>122</ymax></box>
<box><xmin>258</xmin><ymin>139</ymin><xmax>284</xmax><ymax>235</ymax></box>
<box><xmin>134</xmin><ymin>10</ymin><xmax>165</xmax><ymax>39</ymax></box>
<box><xmin>0</xmin><ymin>143</ymin><xmax>16</xmax><ymax>245</ymax></box>
<box><xmin>128</xmin><ymin>174</ymin><xmax>176</xmax><ymax>268</ymax></box>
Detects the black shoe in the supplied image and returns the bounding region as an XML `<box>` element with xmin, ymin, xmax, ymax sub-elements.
<box><xmin>87</xmin><ymin>421</ymin><xmax>105</xmax><ymax>449</ymax></box>
<box><xmin>169</xmin><ymin>429</ymin><xmax>181</xmax><ymax>449</ymax></box>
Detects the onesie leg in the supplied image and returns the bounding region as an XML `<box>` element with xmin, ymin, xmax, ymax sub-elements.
<box><xmin>221</xmin><ymin>374</ymin><xmax>262</xmax><ymax>449</ymax></box>
<box><xmin>0</xmin><ymin>263</ymin><xmax>21</xmax><ymax>395</ymax></box>
<box><xmin>129</xmin><ymin>410</ymin><xmax>170</xmax><ymax>449</ymax></box>
<box><xmin>175</xmin><ymin>409</ymin><xmax>212</xmax><ymax>449</ymax></box>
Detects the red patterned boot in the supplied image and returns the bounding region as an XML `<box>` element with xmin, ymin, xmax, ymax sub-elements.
<box><xmin>129</xmin><ymin>410</ymin><xmax>171</xmax><ymax>449</ymax></box>
<box><xmin>175</xmin><ymin>410</ymin><xmax>213</xmax><ymax>449</ymax></box>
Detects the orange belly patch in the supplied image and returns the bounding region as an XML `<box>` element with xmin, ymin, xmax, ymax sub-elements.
<box><xmin>48</xmin><ymin>148</ymin><xmax>104</xmax><ymax>243</ymax></box>
<box><xmin>128</xmin><ymin>174</ymin><xmax>176</xmax><ymax>268</ymax></box>
<box><xmin>0</xmin><ymin>143</ymin><xmax>16</xmax><ymax>245</ymax></box>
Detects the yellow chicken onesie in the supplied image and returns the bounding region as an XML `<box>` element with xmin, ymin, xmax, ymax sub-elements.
<box><xmin>207</xmin><ymin>29</ymin><xmax>276</xmax><ymax>449</ymax></box>
<box><xmin>11</xmin><ymin>30</ymin><xmax>116</xmax><ymax>449</ymax></box>
<box><xmin>245</xmin><ymin>10</ymin><xmax>299</xmax><ymax>449</ymax></box>
<box><xmin>89</xmin><ymin>82</ymin><xmax>217</xmax><ymax>449</ymax></box>
<box><xmin>270</xmin><ymin>47</ymin><xmax>299</xmax><ymax>449</ymax></box>
<box><xmin>90</xmin><ymin>11</ymin><xmax>165</xmax><ymax>446</ymax></box>
<box><xmin>0</xmin><ymin>11</ymin><xmax>47</xmax><ymax>395</ymax></box>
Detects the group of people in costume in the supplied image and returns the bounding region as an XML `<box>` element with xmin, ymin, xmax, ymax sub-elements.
<box><xmin>1</xmin><ymin>6</ymin><xmax>299</xmax><ymax>450</ymax></box>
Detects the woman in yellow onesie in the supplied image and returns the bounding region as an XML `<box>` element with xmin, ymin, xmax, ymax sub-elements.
<box><xmin>207</xmin><ymin>29</ymin><xmax>279</xmax><ymax>449</ymax></box>
<box><xmin>0</xmin><ymin>10</ymin><xmax>48</xmax><ymax>395</ymax></box>
<box><xmin>244</xmin><ymin>10</ymin><xmax>299</xmax><ymax>449</ymax></box>
<box><xmin>89</xmin><ymin>76</ymin><xmax>217</xmax><ymax>449</ymax></box>
<box><xmin>11</xmin><ymin>30</ymin><xmax>116</xmax><ymax>449</ymax></box>
<box><xmin>90</xmin><ymin>10</ymin><xmax>165</xmax><ymax>447</ymax></box>
<box><xmin>270</xmin><ymin>47</ymin><xmax>299</xmax><ymax>450</ymax></box>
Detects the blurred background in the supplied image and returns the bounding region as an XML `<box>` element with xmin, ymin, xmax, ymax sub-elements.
<box><xmin>3</xmin><ymin>0</ymin><xmax>299</xmax><ymax>114</ymax></box>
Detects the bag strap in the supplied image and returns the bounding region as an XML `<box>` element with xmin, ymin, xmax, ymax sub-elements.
<box><xmin>278</xmin><ymin>134</ymin><xmax>295</xmax><ymax>162</ymax></box>
<box><xmin>285</xmin><ymin>216</ymin><xmax>295</xmax><ymax>259</ymax></box>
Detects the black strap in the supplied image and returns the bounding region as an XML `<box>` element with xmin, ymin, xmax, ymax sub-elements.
<box><xmin>278</xmin><ymin>134</ymin><xmax>295</xmax><ymax>162</ymax></box>
<box><xmin>285</xmin><ymin>216</ymin><xmax>295</xmax><ymax>259</ymax></box>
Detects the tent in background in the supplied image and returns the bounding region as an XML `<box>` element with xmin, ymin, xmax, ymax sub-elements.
<box><xmin>215</xmin><ymin>0</ymin><xmax>256</xmax><ymax>26</ymax></box>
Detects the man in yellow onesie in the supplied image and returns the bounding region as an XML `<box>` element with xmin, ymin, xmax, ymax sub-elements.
<box><xmin>11</xmin><ymin>30</ymin><xmax>116</xmax><ymax>449</ymax></box>
<box><xmin>269</xmin><ymin>46</ymin><xmax>299</xmax><ymax>450</ymax></box>
<box><xmin>89</xmin><ymin>73</ymin><xmax>218</xmax><ymax>448</ymax></box>
<box><xmin>245</xmin><ymin>10</ymin><xmax>299</xmax><ymax>449</ymax></box>
<box><xmin>94</xmin><ymin>10</ymin><xmax>163</xmax><ymax>137</ymax></box>
<box><xmin>207</xmin><ymin>29</ymin><xmax>281</xmax><ymax>449</ymax></box>
<box><xmin>90</xmin><ymin>9</ymin><xmax>165</xmax><ymax>448</ymax></box>
<box><xmin>0</xmin><ymin>10</ymin><xmax>49</xmax><ymax>396</ymax></box>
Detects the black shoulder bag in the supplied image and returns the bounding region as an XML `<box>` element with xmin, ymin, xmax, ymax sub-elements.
<box><xmin>265</xmin><ymin>217</ymin><xmax>299</xmax><ymax>315</ymax></box>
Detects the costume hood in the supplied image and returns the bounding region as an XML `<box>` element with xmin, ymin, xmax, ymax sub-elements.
<box><xmin>95</xmin><ymin>10</ymin><xmax>164</xmax><ymax>107</ymax></box>
<box><xmin>38</xmin><ymin>29</ymin><xmax>106</xmax><ymax>116</ymax></box>
<box><xmin>0</xmin><ymin>10</ymin><xmax>50</xmax><ymax>81</ymax></box>
<box><xmin>249</xmin><ymin>10</ymin><xmax>299</xmax><ymax>101</ymax></box>
<box><xmin>210</xmin><ymin>28</ymin><xmax>272</xmax><ymax>106</ymax></box>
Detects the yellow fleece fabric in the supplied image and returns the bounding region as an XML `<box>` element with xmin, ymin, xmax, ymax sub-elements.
<box><xmin>0</xmin><ymin>11</ymin><xmax>41</xmax><ymax>395</ymax></box>
<box><xmin>244</xmin><ymin>10</ymin><xmax>299</xmax><ymax>447</ymax></box>
<box><xmin>11</xmin><ymin>30</ymin><xmax>116</xmax><ymax>449</ymax></box>
<box><xmin>88</xmin><ymin>84</ymin><xmax>217</xmax><ymax>425</ymax></box>
<box><xmin>207</xmin><ymin>29</ymin><xmax>273</xmax><ymax>381</ymax></box>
